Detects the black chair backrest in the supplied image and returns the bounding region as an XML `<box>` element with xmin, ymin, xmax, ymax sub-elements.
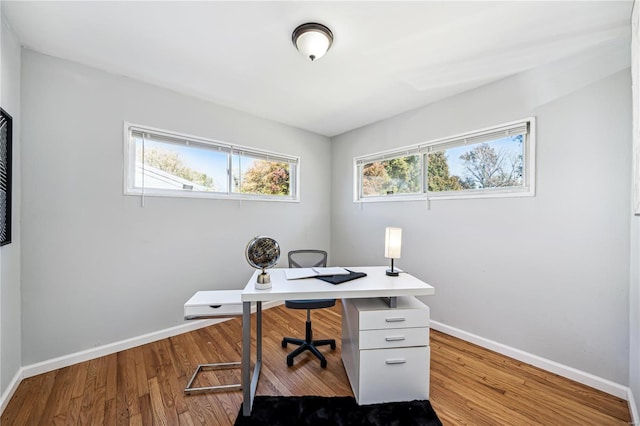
<box><xmin>288</xmin><ymin>250</ymin><xmax>327</xmax><ymax>268</ymax></box>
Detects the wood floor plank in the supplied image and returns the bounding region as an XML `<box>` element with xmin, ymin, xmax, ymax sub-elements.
<box><xmin>1</xmin><ymin>302</ymin><xmax>632</xmax><ymax>425</ymax></box>
<box><xmin>132</xmin><ymin>345</ymin><xmax>151</xmax><ymax>398</ymax></box>
<box><xmin>102</xmin><ymin>396</ymin><xmax>117</xmax><ymax>426</ymax></box>
<box><xmin>87</xmin><ymin>383</ymin><xmax>106</xmax><ymax>425</ymax></box>
<box><xmin>148</xmin><ymin>376</ymin><xmax>172</xmax><ymax>426</ymax></box>
<box><xmin>154</xmin><ymin>339</ymin><xmax>185</xmax><ymax>415</ymax></box>
<box><xmin>117</xmin><ymin>349</ymin><xmax>141</xmax><ymax>421</ymax></box>
<box><xmin>430</xmin><ymin>330</ymin><xmax>631</xmax><ymax>425</ymax></box>
<box><xmin>431</xmin><ymin>361</ymin><xmax>550</xmax><ymax>425</ymax></box>
<box><xmin>178</xmin><ymin>410</ymin><xmax>195</xmax><ymax>426</ymax></box>
<box><xmin>432</xmin><ymin>341</ymin><xmax>567</xmax><ymax>423</ymax></box>
<box><xmin>62</xmin><ymin>396</ymin><xmax>82</xmax><ymax>426</ymax></box>
<box><xmin>0</xmin><ymin>374</ymin><xmax>42</xmax><ymax>425</ymax></box>
<box><xmin>76</xmin><ymin>358</ymin><xmax>98</xmax><ymax>424</ymax></box>
<box><xmin>104</xmin><ymin>353</ymin><xmax>118</xmax><ymax>402</ymax></box>
<box><xmin>137</xmin><ymin>393</ymin><xmax>153</xmax><ymax>426</ymax></box>
<box><xmin>181</xmin><ymin>390</ymin><xmax>219</xmax><ymax>425</ymax></box>
<box><xmin>38</xmin><ymin>366</ymin><xmax>76</xmax><ymax>425</ymax></box>
<box><xmin>69</xmin><ymin>362</ymin><xmax>88</xmax><ymax>400</ymax></box>
<box><xmin>128</xmin><ymin>412</ymin><xmax>143</xmax><ymax>426</ymax></box>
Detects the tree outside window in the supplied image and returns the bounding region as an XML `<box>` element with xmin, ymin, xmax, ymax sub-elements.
<box><xmin>355</xmin><ymin>118</ymin><xmax>533</xmax><ymax>201</ymax></box>
<box><xmin>428</xmin><ymin>135</ymin><xmax>524</xmax><ymax>193</ymax></box>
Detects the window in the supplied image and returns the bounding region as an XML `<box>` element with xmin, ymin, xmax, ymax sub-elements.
<box><xmin>361</xmin><ymin>154</ymin><xmax>423</xmax><ymax>198</ymax></box>
<box><xmin>124</xmin><ymin>123</ymin><xmax>299</xmax><ymax>201</ymax></box>
<box><xmin>355</xmin><ymin>118</ymin><xmax>535</xmax><ymax>202</ymax></box>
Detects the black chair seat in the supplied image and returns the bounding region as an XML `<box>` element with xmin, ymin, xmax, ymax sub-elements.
<box><xmin>285</xmin><ymin>299</ymin><xmax>336</xmax><ymax>310</ymax></box>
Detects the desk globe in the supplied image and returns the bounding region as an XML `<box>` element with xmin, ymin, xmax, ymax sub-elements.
<box><xmin>245</xmin><ymin>236</ymin><xmax>280</xmax><ymax>289</ymax></box>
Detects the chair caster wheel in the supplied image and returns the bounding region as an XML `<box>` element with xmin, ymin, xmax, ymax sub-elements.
<box><xmin>287</xmin><ymin>357</ymin><xmax>293</xmax><ymax>367</ymax></box>
<box><xmin>282</xmin><ymin>339</ymin><xmax>287</xmax><ymax>348</ymax></box>
<box><xmin>330</xmin><ymin>342</ymin><xmax>336</xmax><ymax>350</ymax></box>
<box><xmin>321</xmin><ymin>359</ymin><xmax>327</xmax><ymax>368</ymax></box>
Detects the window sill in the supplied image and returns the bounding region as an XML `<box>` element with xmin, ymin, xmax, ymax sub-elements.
<box><xmin>354</xmin><ymin>188</ymin><xmax>535</xmax><ymax>203</ymax></box>
<box><xmin>125</xmin><ymin>189</ymin><xmax>300</xmax><ymax>203</ymax></box>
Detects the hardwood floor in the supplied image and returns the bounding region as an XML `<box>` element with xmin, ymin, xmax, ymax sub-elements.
<box><xmin>1</xmin><ymin>302</ymin><xmax>632</xmax><ymax>425</ymax></box>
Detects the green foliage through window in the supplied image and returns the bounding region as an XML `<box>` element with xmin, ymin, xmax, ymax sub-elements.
<box><xmin>355</xmin><ymin>119</ymin><xmax>533</xmax><ymax>201</ymax></box>
<box><xmin>127</xmin><ymin>124</ymin><xmax>298</xmax><ymax>201</ymax></box>
<box><xmin>427</xmin><ymin>151</ymin><xmax>463</xmax><ymax>192</ymax></box>
<box><xmin>362</xmin><ymin>155</ymin><xmax>421</xmax><ymax>196</ymax></box>
<box><xmin>138</xmin><ymin>145</ymin><xmax>215</xmax><ymax>190</ymax></box>
<box><xmin>233</xmin><ymin>158</ymin><xmax>290</xmax><ymax>196</ymax></box>
<box><xmin>428</xmin><ymin>135</ymin><xmax>524</xmax><ymax>193</ymax></box>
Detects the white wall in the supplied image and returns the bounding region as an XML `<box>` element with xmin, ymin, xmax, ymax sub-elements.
<box><xmin>20</xmin><ymin>50</ymin><xmax>331</xmax><ymax>365</ymax></box>
<box><xmin>0</xmin><ymin>15</ymin><xmax>22</xmax><ymax>405</ymax></box>
<box><xmin>331</xmin><ymin>46</ymin><xmax>632</xmax><ymax>385</ymax></box>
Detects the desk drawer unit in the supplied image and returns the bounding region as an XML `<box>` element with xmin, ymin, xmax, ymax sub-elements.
<box><xmin>358</xmin><ymin>306</ymin><xmax>429</xmax><ymax>331</ymax></box>
<box><xmin>359</xmin><ymin>327</ymin><xmax>429</xmax><ymax>350</ymax></box>
<box><xmin>342</xmin><ymin>296</ymin><xmax>430</xmax><ymax>405</ymax></box>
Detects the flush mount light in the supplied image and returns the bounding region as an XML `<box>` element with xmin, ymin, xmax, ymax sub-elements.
<box><xmin>292</xmin><ymin>22</ymin><xmax>333</xmax><ymax>62</ymax></box>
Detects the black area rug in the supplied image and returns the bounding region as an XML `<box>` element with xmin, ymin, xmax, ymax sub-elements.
<box><xmin>234</xmin><ymin>396</ymin><xmax>443</xmax><ymax>426</ymax></box>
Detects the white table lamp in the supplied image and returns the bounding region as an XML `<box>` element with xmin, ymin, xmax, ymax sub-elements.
<box><xmin>385</xmin><ymin>227</ymin><xmax>402</xmax><ymax>276</ymax></box>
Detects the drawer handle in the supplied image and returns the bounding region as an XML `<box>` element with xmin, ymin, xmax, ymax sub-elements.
<box><xmin>385</xmin><ymin>359</ymin><xmax>407</xmax><ymax>365</ymax></box>
<box><xmin>385</xmin><ymin>336</ymin><xmax>406</xmax><ymax>341</ymax></box>
<box><xmin>385</xmin><ymin>317</ymin><xmax>406</xmax><ymax>323</ymax></box>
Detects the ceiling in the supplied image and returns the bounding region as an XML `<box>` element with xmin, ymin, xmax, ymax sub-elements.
<box><xmin>1</xmin><ymin>1</ymin><xmax>634</xmax><ymax>137</ymax></box>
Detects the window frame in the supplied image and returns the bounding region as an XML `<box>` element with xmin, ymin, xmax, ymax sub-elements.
<box><xmin>354</xmin><ymin>117</ymin><xmax>536</xmax><ymax>202</ymax></box>
<box><xmin>123</xmin><ymin>122</ymin><xmax>300</xmax><ymax>202</ymax></box>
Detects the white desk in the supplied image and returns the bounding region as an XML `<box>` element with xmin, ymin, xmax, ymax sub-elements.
<box><xmin>240</xmin><ymin>266</ymin><xmax>435</xmax><ymax>416</ymax></box>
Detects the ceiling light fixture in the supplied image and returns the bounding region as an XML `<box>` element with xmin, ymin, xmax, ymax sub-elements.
<box><xmin>292</xmin><ymin>22</ymin><xmax>333</xmax><ymax>62</ymax></box>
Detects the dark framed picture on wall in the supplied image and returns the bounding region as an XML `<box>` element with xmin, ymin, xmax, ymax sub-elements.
<box><xmin>0</xmin><ymin>108</ymin><xmax>12</xmax><ymax>246</ymax></box>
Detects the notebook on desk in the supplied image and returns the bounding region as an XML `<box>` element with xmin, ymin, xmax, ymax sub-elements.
<box><xmin>315</xmin><ymin>269</ymin><xmax>367</xmax><ymax>284</ymax></box>
<box><xmin>284</xmin><ymin>267</ymin><xmax>350</xmax><ymax>280</ymax></box>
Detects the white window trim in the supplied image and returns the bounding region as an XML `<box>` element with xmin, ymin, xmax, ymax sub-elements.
<box><xmin>123</xmin><ymin>122</ymin><xmax>300</xmax><ymax>202</ymax></box>
<box><xmin>354</xmin><ymin>117</ymin><xmax>536</xmax><ymax>202</ymax></box>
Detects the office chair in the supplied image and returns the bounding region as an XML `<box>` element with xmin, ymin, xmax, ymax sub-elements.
<box><xmin>281</xmin><ymin>249</ymin><xmax>337</xmax><ymax>368</ymax></box>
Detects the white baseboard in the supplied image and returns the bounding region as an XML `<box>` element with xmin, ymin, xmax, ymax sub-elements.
<box><xmin>628</xmin><ymin>388</ymin><xmax>639</xmax><ymax>426</ymax></box>
<box><xmin>20</xmin><ymin>300</ymin><xmax>282</xmax><ymax>381</ymax></box>
<box><xmin>1</xmin><ymin>301</ymin><xmax>283</xmax><ymax>416</ymax></box>
<box><xmin>430</xmin><ymin>320</ymin><xmax>630</xmax><ymax>400</ymax></box>
<box><xmin>20</xmin><ymin>319</ymin><xmax>223</xmax><ymax>379</ymax></box>
<box><xmin>1</xmin><ymin>367</ymin><xmax>24</xmax><ymax>415</ymax></box>
<box><xmin>0</xmin><ymin>298</ymin><xmax>277</xmax><ymax>418</ymax></box>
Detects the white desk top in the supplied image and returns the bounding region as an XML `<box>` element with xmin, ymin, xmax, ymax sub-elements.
<box><xmin>185</xmin><ymin>290</ymin><xmax>242</xmax><ymax>307</ymax></box>
<box><xmin>241</xmin><ymin>266</ymin><xmax>435</xmax><ymax>302</ymax></box>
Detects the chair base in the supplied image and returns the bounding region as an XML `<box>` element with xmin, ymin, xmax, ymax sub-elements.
<box><xmin>282</xmin><ymin>320</ymin><xmax>336</xmax><ymax>368</ymax></box>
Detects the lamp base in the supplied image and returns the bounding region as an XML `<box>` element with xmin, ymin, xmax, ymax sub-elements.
<box><xmin>385</xmin><ymin>269</ymin><xmax>399</xmax><ymax>277</ymax></box>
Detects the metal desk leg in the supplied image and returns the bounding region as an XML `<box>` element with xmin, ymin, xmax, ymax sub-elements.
<box><xmin>242</xmin><ymin>301</ymin><xmax>262</xmax><ymax>416</ymax></box>
<box><xmin>242</xmin><ymin>301</ymin><xmax>251</xmax><ymax>416</ymax></box>
<box><xmin>383</xmin><ymin>296</ymin><xmax>398</xmax><ymax>308</ymax></box>
<box><xmin>256</xmin><ymin>301</ymin><xmax>262</xmax><ymax>370</ymax></box>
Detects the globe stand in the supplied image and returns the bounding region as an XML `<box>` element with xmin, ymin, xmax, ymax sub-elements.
<box><xmin>255</xmin><ymin>269</ymin><xmax>272</xmax><ymax>290</ymax></box>
<box><xmin>246</xmin><ymin>236</ymin><xmax>279</xmax><ymax>290</ymax></box>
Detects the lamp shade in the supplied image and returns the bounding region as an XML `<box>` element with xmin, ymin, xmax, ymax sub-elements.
<box><xmin>384</xmin><ymin>227</ymin><xmax>402</xmax><ymax>259</ymax></box>
<box><xmin>292</xmin><ymin>23</ymin><xmax>333</xmax><ymax>62</ymax></box>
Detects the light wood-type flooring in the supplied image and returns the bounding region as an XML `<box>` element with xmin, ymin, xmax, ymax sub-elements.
<box><xmin>1</xmin><ymin>301</ymin><xmax>632</xmax><ymax>425</ymax></box>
